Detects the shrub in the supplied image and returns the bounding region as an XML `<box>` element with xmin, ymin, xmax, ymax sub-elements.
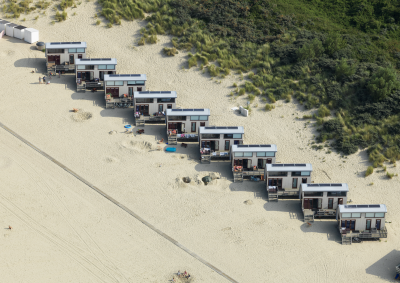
<box><xmin>367</xmin><ymin>67</ymin><xmax>400</xmax><ymax>101</ymax></box>
<box><xmin>265</xmin><ymin>104</ymin><xmax>275</xmax><ymax>111</ymax></box>
<box><xmin>163</xmin><ymin>47</ymin><xmax>178</xmax><ymax>56</ymax></box>
<box><xmin>146</xmin><ymin>35</ymin><xmax>157</xmax><ymax>44</ymax></box>
<box><xmin>387</xmin><ymin>172</ymin><xmax>394</xmax><ymax>179</ymax></box>
<box><xmin>303</xmin><ymin>115</ymin><xmax>313</xmax><ymax>119</ymax></box>
<box><xmin>317</xmin><ymin>105</ymin><xmax>330</xmax><ymax>118</ymax></box>
<box><xmin>138</xmin><ymin>36</ymin><xmax>145</xmax><ymax>45</ymax></box>
<box><xmin>96</xmin><ymin>20</ymin><xmax>100</xmax><ymax>25</ymax></box>
<box><xmin>248</xmin><ymin>94</ymin><xmax>255</xmax><ymax>103</ymax></box>
<box><xmin>107</xmin><ymin>22</ymin><xmax>112</xmax><ymax>28</ymax></box>
<box><xmin>365</xmin><ymin>166</ymin><xmax>374</xmax><ymax>177</ymax></box>
<box><xmin>238</xmin><ymin>88</ymin><xmax>245</xmax><ymax>96</ymax></box>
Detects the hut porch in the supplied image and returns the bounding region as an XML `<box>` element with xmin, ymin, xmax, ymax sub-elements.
<box><xmin>340</xmin><ymin>226</ymin><xmax>388</xmax><ymax>245</ymax></box>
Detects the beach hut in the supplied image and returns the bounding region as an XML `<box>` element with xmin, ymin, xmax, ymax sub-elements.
<box><xmin>199</xmin><ymin>126</ymin><xmax>244</xmax><ymax>163</ymax></box>
<box><xmin>337</xmin><ymin>204</ymin><xmax>388</xmax><ymax>245</ymax></box>
<box><xmin>24</xmin><ymin>28</ymin><xmax>39</xmax><ymax>43</ymax></box>
<box><xmin>75</xmin><ymin>58</ymin><xmax>117</xmax><ymax>92</ymax></box>
<box><xmin>0</xmin><ymin>20</ymin><xmax>10</xmax><ymax>32</ymax></box>
<box><xmin>133</xmin><ymin>91</ymin><xmax>176</xmax><ymax>118</ymax></box>
<box><xmin>231</xmin><ymin>144</ymin><xmax>277</xmax><ymax>182</ymax></box>
<box><xmin>165</xmin><ymin>108</ymin><xmax>210</xmax><ymax>144</ymax></box>
<box><xmin>13</xmin><ymin>25</ymin><xmax>26</xmax><ymax>39</ymax></box>
<box><xmin>264</xmin><ymin>163</ymin><xmax>313</xmax><ymax>201</ymax></box>
<box><xmin>104</xmin><ymin>74</ymin><xmax>147</xmax><ymax>108</ymax></box>
<box><xmin>45</xmin><ymin>42</ymin><xmax>87</xmax><ymax>72</ymax></box>
<box><xmin>300</xmin><ymin>183</ymin><xmax>349</xmax><ymax>222</ymax></box>
<box><xmin>6</xmin><ymin>23</ymin><xmax>18</xmax><ymax>37</ymax></box>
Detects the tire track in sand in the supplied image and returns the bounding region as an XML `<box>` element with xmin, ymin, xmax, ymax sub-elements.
<box><xmin>0</xmin><ymin>122</ymin><xmax>239</xmax><ymax>283</ymax></box>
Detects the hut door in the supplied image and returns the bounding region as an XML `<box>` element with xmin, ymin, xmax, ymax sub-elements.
<box><xmin>376</xmin><ymin>219</ymin><xmax>381</xmax><ymax>230</ymax></box>
<box><xmin>158</xmin><ymin>104</ymin><xmax>163</xmax><ymax>112</ymax></box>
<box><xmin>55</xmin><ymin>56</ymin><xmax>60</xmax><ymax>65</ymax></box>
<box><xmin>366</xmin><ymin>219</ymin><xmax>371</xmax><ymax>231</ymax></box>
<box><xmin>99</xmin><ymin>71</ymin><xmax>104</xmax><ymax>80</ymax></box>
<box><xmin>129</xmin><ymin>87</ymin><xmax>133</xmax><ymax>97</ymax></box>
<box><xmin>69</xmin><ymin>54</ymin><xmax>74</xmax><ymax>64</ymax></box>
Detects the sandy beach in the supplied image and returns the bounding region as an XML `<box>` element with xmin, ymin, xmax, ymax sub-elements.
<box><xmin>1</xmin><ymin>2</ymin><xmax>400</xmax><ymax>282</ymax></box>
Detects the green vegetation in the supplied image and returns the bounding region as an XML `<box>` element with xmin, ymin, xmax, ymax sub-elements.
<box><xmin>96</xmin><ymin>0</ymin><xmax>400</xmax><ymax>168</ymax></box>
<box><xmin>55</xmin><ymin>10</ymin><xmax>67</xmax><ymax>21</ymax></box>
<box><xmin>163</xmin><ymin>47</ymin><xmax>178</xmax><ymax>56</ymax></box>
<box><xmin>365</xmin><ymin>166</ymin><xmax>374</xmax><ymax>177</ymax></box>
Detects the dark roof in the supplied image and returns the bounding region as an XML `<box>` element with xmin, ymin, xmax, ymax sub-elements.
<box><xmin>14</xmin><ymin>25</ymin><xmax>26</xmax><ymax>30</ymax></box>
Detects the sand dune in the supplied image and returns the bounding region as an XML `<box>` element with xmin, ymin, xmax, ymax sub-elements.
<box><xmin>1</xmin><ymin>2</ymin><xmax>400</xmax><ymax>282</ymax></box>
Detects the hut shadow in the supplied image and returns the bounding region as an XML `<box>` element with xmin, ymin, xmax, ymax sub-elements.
<box><xmin>299</xmin><ymin>220</ymin><xmax>340</xmax><ymax>242</ymax></box>
<box><xmin>229</xmin><ymin>181</ymin><xmax>267</xmax><ymax>199</ymax></box>
<box><xmin>99</xmin><ymin>108</ymin><xmax>136</xmax><ymax>125</ymax></box>
<box><xmin>366</xmin><ymin>249</ymin><xmax>400</xmax><ymax>281</ymax></box>
<box><xmin>14</xmin><ymin>58</ymin><xmax>46</xmax><ymax>73</ymax></box>
<box><xmin>264</xmin><ymin>199</ymin><xmax>303</xmax><ymax>220</ymax></box>
<box><xmin>71</xmin><ymin>91</ymin><xmax>105</xmax><ymax>107</ymax></box>
<box><xmin>194</xmin><ymin>161</ymin><xmax>233</xmax><ymax>180</ymax></box>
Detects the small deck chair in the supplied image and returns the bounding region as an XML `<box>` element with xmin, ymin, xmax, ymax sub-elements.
<box><xmin>395</xmin><ymin>274</ymin><xmax>399</xmax><ymax>280</ymax></box>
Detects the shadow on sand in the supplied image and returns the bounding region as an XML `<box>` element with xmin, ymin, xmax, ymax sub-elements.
<box><xmin>366</xmin><ymin>249</ymin><xmax>400</xmax><ymax>281</ymax></box>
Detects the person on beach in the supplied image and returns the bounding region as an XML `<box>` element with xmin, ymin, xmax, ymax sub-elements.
<box><xmin>186</xmin><ymin>274</ymin><xmax>191</xmax><ymax>279</ymax></box>
<box><xmin>43</xmin><ymin>76</ymin><xmax>46</xmax><ymax>83</ymax></box>
<box><xmin>177</xmin><ymin>271</ymin><xmax>181</xmax><ymax>277</ymax></box>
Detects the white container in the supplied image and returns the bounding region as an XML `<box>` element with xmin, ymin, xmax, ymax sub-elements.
<box><xmin>0</xmin><ymin>20</ymin><xmax>10</xmax><ymax>32</ymax></box>
<box><xmin>14</xmin><ymin>25</ymin><xmax>26</xmax><ymax>39</ymax></box>
<box><xmin>24</xmin><ymin>28</ymin><xmax>39</xmax><ymax>43</ymax></box>
<box><xmin>6</xmin><ymin>23</ymin><xmax>18</xmax><ymax>37</ymax></box>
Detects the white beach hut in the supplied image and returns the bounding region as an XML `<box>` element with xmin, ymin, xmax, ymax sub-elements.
<box><xmin>24</xmin><ymin>28</ymin><xmax>39</xmax><ymax>43</ymax></box>
<box><xmin>6</xmin><ymin>23</ymin><xmax>18</xmax><ymax>37</ymax></box>
<box><xmin>0</xmin><ymin>20</ymin><xmax>10</xmax><ymax>32</ymax></box>
<box><xmin>13</xmin><ymin>25</ymin><xmax>26</xmax><ymax>39</ymax></box>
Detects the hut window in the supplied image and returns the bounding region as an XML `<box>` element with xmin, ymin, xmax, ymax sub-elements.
<box><xmin>265</xmin><ymin>152</ymin><xmax>275</xmax><ymax>157</ymax></box>
<box><xmin>234</xmin><ymin>152</ymin><xmax>243</xmax><ymax>157</ymax></box>
<box><xmin>77</xmin><ymin>48</ymin><xmax>85</xmax><ymax>53</ymax></box>
<box><xmin>269</xmin><ymin>171</ymin><xmax>288</xmax><ymax>177</ymax></box>
<box><xmin>127</xmin><ymin>81</ymin><xmax>136</xmax><ymax>85</ymax></box>
<box><xmin>136</xmin><ymin>98</ymin><xmax>153</xmax><ymax>103</ymax></box>
<box><xmin>106</xmin><ymin>81</ymin><xmax>115</xmax><ymax>86</ymax></box>
<box><xmin>243</xmin><ymin>152</ymin><xmax>252</xmax><ymax>157</ymax></box>
<box><xmin>257</xmin><ymin>152</ymin><xmax>266</xmax><ymax>157</ymax></box>
<box><xmin>301</xmin><ymin>171</ymin><xmax>311</xmax><ymax>176</ymax></box>
<box><xmin>106</xmin><ymin>65</ymin><xmax>115</xmax><ymax>69</ymax></box>
<box><xmin>136</xmin><ymin>80</ymin><xmax>145</xmax><ymax>85</ymax></box>
<box><xmin>304</xmin><ymin>192</ymin><xmax>323</xmax><ymax>196</ymax></box>
<box><xmin>351</xmin><ymin>213</ymin><xmax>361</xmax><ymax>218</ymax></box>
<box><xmin>292</xmin><ymin>171</ymin><xmax>301</xmax><ymax>176</ymax></box>
<box><xmin>157</xmin><ymin>98</ymin><xmax>175</xmax><ymax>103</ymax></box>
<box><xmin>375</xmin><ymin>213</ymin><xmax>385</xmax><ymax>218</ymax></box>
<box><xmin>77</xmin><ymin>65</ymin><xmax>86</xmax><ymax>70</ymax></box>
<box><xmin>99</xmin><ymin>65</ymin><xmax>107</xmax><ymax>69</ymax></box>
<box><xmin>114</xmin><ymin>81</ymin><xmax>124</xmax><ymax>86</ymax></box>
<box><xmin>366</xmin><ymin>213</ymin><xmax>375</xmax><ymax>218</ymax></box>
<box><xmin>47</xmin><ymin>49</ymin><xmax>64</xmax><ymax>53</ymax></box>
<box><xmin>190</xmin><ymin>116</ymin><xmax>199</xmax><ymax>121</ymax></box>
<box><xmin>327</xmin><ymin>191</ymin><xmax>346</xmax><ymax>197</ymax></box>
<box><xmin>199</xmin><ymin>116</ymin><xmax>208</xmax><ymax>120</ymax></box>
<box><xmin>202</xmin><ymin>134</ymin><xmax>220</xmax><ymax>139</ymax></box>
<box><xmin>342</xmin><ymin>213</ymin><xmax>351</xmax><ymax>218</ymax></box>
<box><xmin>225</xmin><ymin>134</ymin><xmax>242</xmax><ymax>139</ymax></box>
<box><xmin>68</xmin><ymin>48</ymin><xmax>77</xmax><ymax>53</ymax></box>
<box><xmin>168</xmin><ymin>116</ymin><xmax>185</xmax><ymax>121</ymax></box>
